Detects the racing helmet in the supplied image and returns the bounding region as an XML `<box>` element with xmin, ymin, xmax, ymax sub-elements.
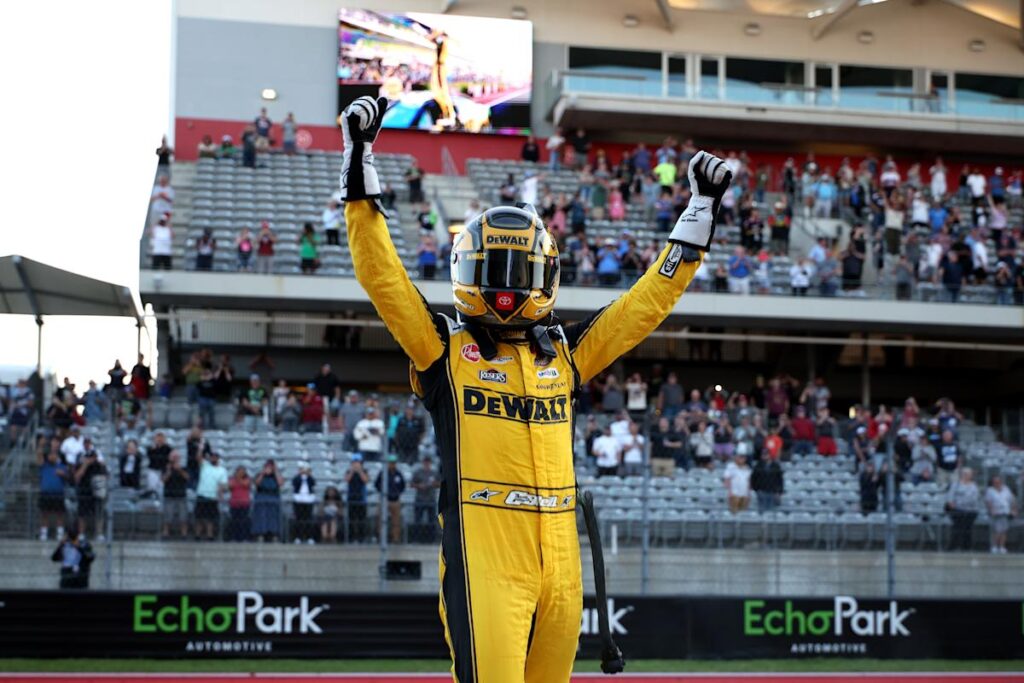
<box><xmin>450</xmin><ymin>205</ymin><xmax>560</xmax><ymax>328</ymax></box>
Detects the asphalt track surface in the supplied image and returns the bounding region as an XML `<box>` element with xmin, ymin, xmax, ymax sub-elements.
<box><xmin>4</xmin><ymin>675</ymin><xmax>1024</xmax><ymax>682</ymax></box>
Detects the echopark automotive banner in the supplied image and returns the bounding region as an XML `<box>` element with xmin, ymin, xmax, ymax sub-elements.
<box><xmin>0</xmin><ymin>591</ymin><xmax>1021</xmax><ymax>659</ymax></box>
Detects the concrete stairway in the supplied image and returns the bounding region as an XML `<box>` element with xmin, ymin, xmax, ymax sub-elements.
<box><xmin>423</xmin><ymin>174</ymin><xmax>480</xmax><ymax>227</ymax></box>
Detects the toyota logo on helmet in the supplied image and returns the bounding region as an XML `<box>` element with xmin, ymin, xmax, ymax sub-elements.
<box><xmin>451</xmin><ymin>204</ymin><xmax>559</xmax><ymax>329</ymax></box>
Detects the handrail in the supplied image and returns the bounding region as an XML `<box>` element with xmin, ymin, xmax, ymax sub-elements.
<box><xmin>557</xmin><ymin>69</ymin><xmax>648</xmax><ymax>82</ymax></box>
<box><xmin>138</xmin><ymin>159</ymin><xmax>165</xmax><ymax>270</ymax></box>
<box><xmin>0</xmin><ymin>412</ymin><xmax>38</xmax><ymax>495</ymax></box>
<box><xmin>440</xmin><ymin>145</ymin><xmax>458</xmax><ymax>177</ymax></box>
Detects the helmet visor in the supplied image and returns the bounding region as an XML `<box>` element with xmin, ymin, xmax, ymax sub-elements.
<box><xmin>456</xmin><ymin>249</ymin><xmax>545</xmax><ymax>290</ymax></box>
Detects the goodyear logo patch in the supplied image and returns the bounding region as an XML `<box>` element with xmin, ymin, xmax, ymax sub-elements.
<box><xmin>464</xmin><ymin>386</ymin><xmax>569</xmax><ymax>424</ymax></box>
<box><xmin>478</xmin><ymin>369</ymin><xmax>507</xmax><ymax>384</ymax></box>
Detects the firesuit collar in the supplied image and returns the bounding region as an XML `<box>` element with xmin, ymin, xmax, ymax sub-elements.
<box><xmin>463</xmin><ymin>320</ymin><xmax>557</xmax><ymax>361</ymax></box>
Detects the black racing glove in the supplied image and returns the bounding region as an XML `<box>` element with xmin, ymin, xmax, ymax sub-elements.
<box><xmin>668</xmin><ymin>150</ymin><xmax>733</xmax><ymax>252</ymax></box>
<box><xmin>340</xmin><ymin>96</ymin><xmax>387</xmax><ymax>201</ymax></box>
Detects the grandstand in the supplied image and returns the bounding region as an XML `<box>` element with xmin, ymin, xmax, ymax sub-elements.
<box><xmin>4</xmin><ymin>0</ymin><xmax>1024</xmax><ymax>673</ymax></box>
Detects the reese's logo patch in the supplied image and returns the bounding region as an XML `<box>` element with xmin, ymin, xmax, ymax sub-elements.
<box><xmin>478</xmin><ymin>369</ymin><xmax>507</xmax><ymax>384</ymax></box>
<box><xmin>464</xmin><ymin>387</ymin><xmax>569</xmax><ymax>424</ymax></box>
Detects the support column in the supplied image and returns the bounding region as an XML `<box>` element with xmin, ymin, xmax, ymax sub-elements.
<box><xmin>35</xmin><ymin>316</ymin><xmax>43</xmax><ymax>376</ymax></box>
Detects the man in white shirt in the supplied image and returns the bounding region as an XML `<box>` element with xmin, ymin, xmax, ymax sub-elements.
<box><xmin>150</xmin><ymin>175</ymin><xmax>174</xmax><ymax>219</ymax></box>
<box><xmin>609</xmin><ymin>410</ymin><xmax>632</xmax><ymax>447</ymax></box>
<box><xmin>545</xmin><ymin>129</ymin><xmax>565</xmax><ymax>170</ymax></box>
<box><xmin>966</xmin><ymin>168</ymin><xmax>986</xmax><ymax>204</ymax></box>
<box><xmin>723</xmin><ymin>453</ymin><xmax>752</xmax><ymax>513</ymax></box>
<box><xmin>60</xmin><ymin>425</ymin><xmax>86</xmax><ymax>466</ymax></box>
<box><xmin>789</xmin><ymin>257</ymin><xmax>814</xmax><ymax>296</ymax></box>
<box><xmin>150</xmin><ymin>216</ymin><xmax>173</xmax><ymax>270</ymax></box>
<box><xmin>620</xmin><ymin>422</ymin><xmax>646</xmax><ymax>477</ymax></box>
<box><xmin>592</xmin><ymin>426</ymin><xmax>621</xmax><ymax>478</ymax></box>
<box><xmin>520</xmin><ymin>171</ymin><xmax>539</xmax><ymax>207</ymax></box>
<box><xmin>322</xmin><ymin>199</ymin><xmax>344</xmax><ymax>245</ymax></box>
<box><xmin>354</xmin><ymin>407</ymin><xmax>385</xmax><ymax>460</ymax></box>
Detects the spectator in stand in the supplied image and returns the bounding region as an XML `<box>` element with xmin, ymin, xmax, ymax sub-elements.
<box><xmin>994</xmin><ymin>261</ymin><xmax>1015</xmax><ymax>305</ymax></box>
<box><xmin>281</xmin><ymin>112</ymin><xmax>297</xmax><ymax>155</ymax></box>
<box><xmin>239</xmin><ymin>373</ymin><xmax>268</xmax><ymax>432</ymax></box>
<box><xmin>768</xmin><ymin>201</ymin><xmax>790</xmax><ymax>255</ymax></box>
<box><xmin>150</xmin><ymin>217</ymin><xmax>173</xmax><ymax>270</ymax></box>
<box><xmin>194</xmin><ymin>451</ymin><xmax>227</xmax><ymax>541</ymax></box>
<box><xmin>938</xmin><ymin>250</ymin><xmax>965</xmax><ymax>303</ymax></box>
<box><xmin>653</xmin><ymin>157</ymin><xmax>676</xmax><ymax>194</ymax></box>
<box><xmin>929</xmin><ymin>158</ymin><xmax>948</xmax><ymax>200</ymax></box>
<box><xmin>252</xmin><ymin>459</ymin><xmax>283</xmax><ymax>542</ymax></box>
<box><xmin>520</xmin><ymin>135</ymin><xmax>540</xmax><ymax>163</ymax></box>
<box><xmin>119</xmin><ymin>439</ymin><xmax>141</xmax><ymax>489</ymax></box>
<box><xmin>320</xmin><ymin>486</ymin><xmax>342</xmax><ymax>543</ymax></box>
<box><xmin>859</xmin><ymin>460</ymin><xmax>881</xmax><ymax>514</ymax></box>
<box><xmin>788</xmin><ymin>256</ymin><xmax>813</xmax><ymax>296</ymax></box>
<box><xmin>376</xmin><ymin>455</ymin><xmax>406</xmax><ymax>543</ymax></box>
<box><xmin>935</xmin><ymin>429</ymin><xmax>960</xmax><ymax>487</ymax></box>
<box><xmin>144</xmin><ymin>431</ymin><xmax>171</xmax><ymax>495</ymax></box>
<box><xmin>196</xmin><ymin>369</ymin><xmax>217</xmax><ymax>429</ymax></box>
<box><xmin>354</xmin><ymin>407</ymin><xmax>385</xmax><ymax>461</ymax></box>
<box><xmin>185</xmin><ymin>426</ymin><xmax>211</xmax><ymax>487</ymax></box>
<box><xmin>236</xmin><ymin>227</ymin><xmax>254</xmax><ymax>272</ymax></box>
<box><xmin>657</xmin><ymin>372</ymin><xmax>684</xmax><ymax>419</ymax></box>
<box><xmin>299</xmin><ymin>223</ymin><xmax>319</xmax><ymax>274</ymax></box>
<box><xmin>624</xmin><ymin>373</ymin><xmax>647</xmax><ymax>416</ymax></box>
<box><xmin>965</xmin><ymin>167</ymin><xmax>986</xmax><ymax>208</ymax></box>
<box><xmin>161</xmin><ymin>451</ymin><xmax>189</xmax><ymax>539</ymax></box>
<box><xmin>345</xmin><ymin>455</ymin><xmax>370</xmax><ymax>542</ymax></box>
<box><xmin>405</xmin><ymin>161</ymin><xmax>425</xmax><ymax>203</ymax></box>
<box><xmin>984</xmin><ymin>475</ymin><xmax>1016</xmax><ymax>554</ymax></box>
<box><xmin>545</xmin><ymin>128</ymin><xmax>565</xmax><ymax>170</ymax></box>
<box><xmin>255</xmin><ymin>222</ymin><xmax>276</xmax><ymax>274</ymax></box>
<box><xmin>322</xmin><ymin>200</ymin><xmax>343</xmax><ymax>246</ymax></box>
<box><xmin>73</xmin><ymin>439</ymin><xmax>106</xmax><ymax>541</ymax></box>
<box><xmin>727</xmin><ymin>246</ymin><xmax>754</xmax><ymax>295</ymax></box>
<box><xmin>197</xmin><ymin>135</ymin><xmax>218</xmax><ymax>159</ymax></box>
<box><xmin>814</xmin><ymin>173</ymin><xmax>836</xmax><ymax>218</ymax></box>
<box><xmin>910</xmin><ymin>434</ymin><xmax>937</xmax><ymax>484</ymax></box>
<box><xmin>253</xmin><ymin>107</ymin><xmax>273</xmax><ymax>146</ymax></box>
<box><xmin>592</xmin><ymin>425</ymin><xmax>621</xmax><ymax>477</ymax></box>
<box><xmin>241</xmin><ymin>125</ymin><xmax>258</xmax><ymax>168</ymax></box>
<box><xmin>569</xmin><ymin>128</ymin><xmax>591</xmax><ymax>168</ymax></box>
<box><xmin>946</xmin><ymin>467</ymin><xmax>980</xmax><ymax>551</ymax></box>
<box><xmin>651</xmin><ymin>417</ymin><xmax>684</xmax><ymax>475</ymax></box>
<box><xmin>815</xmin><ymin>406</ymin><xmax>838</xmax><ymax>456</ymax></box>
<box><xmin>195</xmin><ymin>228</ymin><xmax>216</xmax><ymax>271</ymax></box>
<box><xmin>418</xmin><ymin>234</ymin><xmax>438</xmax><ymax>280</ymax></box>
<box><xmin>411</xmin><ymin>456</ymin><xmax>440</xmax><ymax>541</ymax></box>
<box><xmin>989</xmin><ymin>167</ymin><xmax>1006</xmax><ymax>203</ymax></box>
<box><xmin>37</xmin><ymin>446</ymin><xmax>68</xmax><ymax>541</ymax></box>
<box><xmin>51</xmin><ymin>528</ymin><xmax>94</xmax><ymax>590</ymax></box>
<box><xmin>723</xmin><ymin>453</ymin><xmax>752</xmax><ymax>513</ymax></box>
<box><xmin>596</xmin><ymin>239</ymin><xmax>621</xmax><ymax>286</ymax></box>
<box><xmin>741</xmin><ymin>208</ymin><xmax>764</xmax><ymax>252</ymax></box>
<box><xmin>150</xmin><ymin>175</ymin><xmax>174</xmax><ymax>221</ymax></box>
<box><xmin>227</xmin><ymin>465</ymin><xmax>251</xmax><ymax>542</ymax></box>
<box><xmin>301</xmin><ymin>388</ymin><xmax>325</xmax><ymax>433</ymax></box>
<box><xmin>789</xmin><ymin>405</ymin><xmax>815</xmax><ymax>456</ymax></box>
<box><xmin>219</xmin><ymin>134</ymin><xmax>237</xmax><ymax>158</ymax></box>
<box><xmin>394</xmin><ymin>404</ymin><xmax>425</xmax><ymax>463</ymax></box>
<box><xmin>279</xmin><ymin>394</ymin><xmax>302</xmax><ymax>432</ymax></box>
<box><xmin>292</xmin><ymin>462</ymin><xmax>317</xmax><ymax>544</ymax></box>
<box><xmin>751</xmin><ymin>450</ymin><xmax>783</xmax><ymax>513</ymax></box>
<box><xmin>311</xmin><ymin>363</ymin><xmax>340</xmax><ymax>398</ymax></box>
<box><xmin>620</xmin><ymin>422</ymin><xmax>646</xmax><ymax>476</ymax></box>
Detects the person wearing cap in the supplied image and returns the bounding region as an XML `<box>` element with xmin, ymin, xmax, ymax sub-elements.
<box><xmin>195</xmin><ymin>451</ymin><xmax>228</xmax><ymax>541</ymax></box>
<box><xmin>354</xmin><ymin>407</ymin><xmax>384</xmax><ymax>461</ymax></box>
<box><xmin>301</xmin><ymin>387</ymin><xmax>325</xmax><ymax>433</ymax></box>
<box><xmin>60</xmin><ymin>425</ymin><xmax>86</xmax><ymax>466</ymax></box>
<box><xmin>73</xmin><ymin>438</ymin><xmax>107</xmax><ymax>541</ymax></box>
<box><xmin>375</xmin><ymin>455</ymin><xmax>406</xmax><ymax>544</ymax></box>
<box><xmin>410</xmin><ymin>456</ymin><xmax>441</xmax><ymax>542</ymax></box>
<box><xmin>292</xmin><ymin>462</ymin><xmax>318</xmax><ymax>544</ymax></box>
<box><xmin>344</xmin><ymin>454</ymin><xmax>369</xmax><ymax>542</ymax></box>
<box><xmin>239</xmin><ymin>374</ymin><xmax>268</xmax><ymax>433</ymax></box>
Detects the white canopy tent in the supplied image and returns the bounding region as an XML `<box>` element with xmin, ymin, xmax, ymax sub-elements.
<box><xmin>0</xmin><ymin>255</ymin><xmax>143</xmax><ymax>374</ymax></box>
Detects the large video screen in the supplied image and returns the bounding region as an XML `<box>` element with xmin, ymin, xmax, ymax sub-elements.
<box><xmin>338</xmin><ymin>9</ymin><xmax>533</xmax><ymax>134</ymax></box>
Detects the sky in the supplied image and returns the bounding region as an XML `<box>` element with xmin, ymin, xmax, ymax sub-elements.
<box><xmin>0</xmin><ymin>1</ymin><xmax>171</xmax><ymax>387</ymax></box>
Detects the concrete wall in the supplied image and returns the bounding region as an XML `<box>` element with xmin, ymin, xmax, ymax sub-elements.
<box><xmin>5</xmin><ymin>540</ymin><xmax>1021</xmax><ymax>599</ymax></box>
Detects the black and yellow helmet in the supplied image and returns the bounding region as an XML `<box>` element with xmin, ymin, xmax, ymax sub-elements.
<box><xmin>451</xmin><ymin>205</ymin><xmax>560</xmax><ymax>328</ymax></box>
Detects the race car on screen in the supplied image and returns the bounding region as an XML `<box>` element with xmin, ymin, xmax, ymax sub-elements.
<box><xmin>339</xmin><ymin>95</ymin><xmax>731</xmax><ymax>683</ymax></box>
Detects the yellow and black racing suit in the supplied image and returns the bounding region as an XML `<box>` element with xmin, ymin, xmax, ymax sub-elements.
<box><xmin>347</xmin><ymin>200</ymin><xmax>699</xmax><ymax>682</ymax></box>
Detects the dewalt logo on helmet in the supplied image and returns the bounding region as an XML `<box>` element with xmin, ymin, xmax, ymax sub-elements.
<box><xmin>482</xmin><ymin>223</ymin><xmax>534</xmax><ymax>252</ymax></box>
<box><xmin>485</xmin><ymin>234</ymin><xmax>530</xmax><ymax>248</ymax></box>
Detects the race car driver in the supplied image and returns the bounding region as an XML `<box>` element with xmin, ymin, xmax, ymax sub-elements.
<box><xmin>340</xmin><ymin>96</ymin><xmax>731</xmax><ymax>683</ymax></box>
